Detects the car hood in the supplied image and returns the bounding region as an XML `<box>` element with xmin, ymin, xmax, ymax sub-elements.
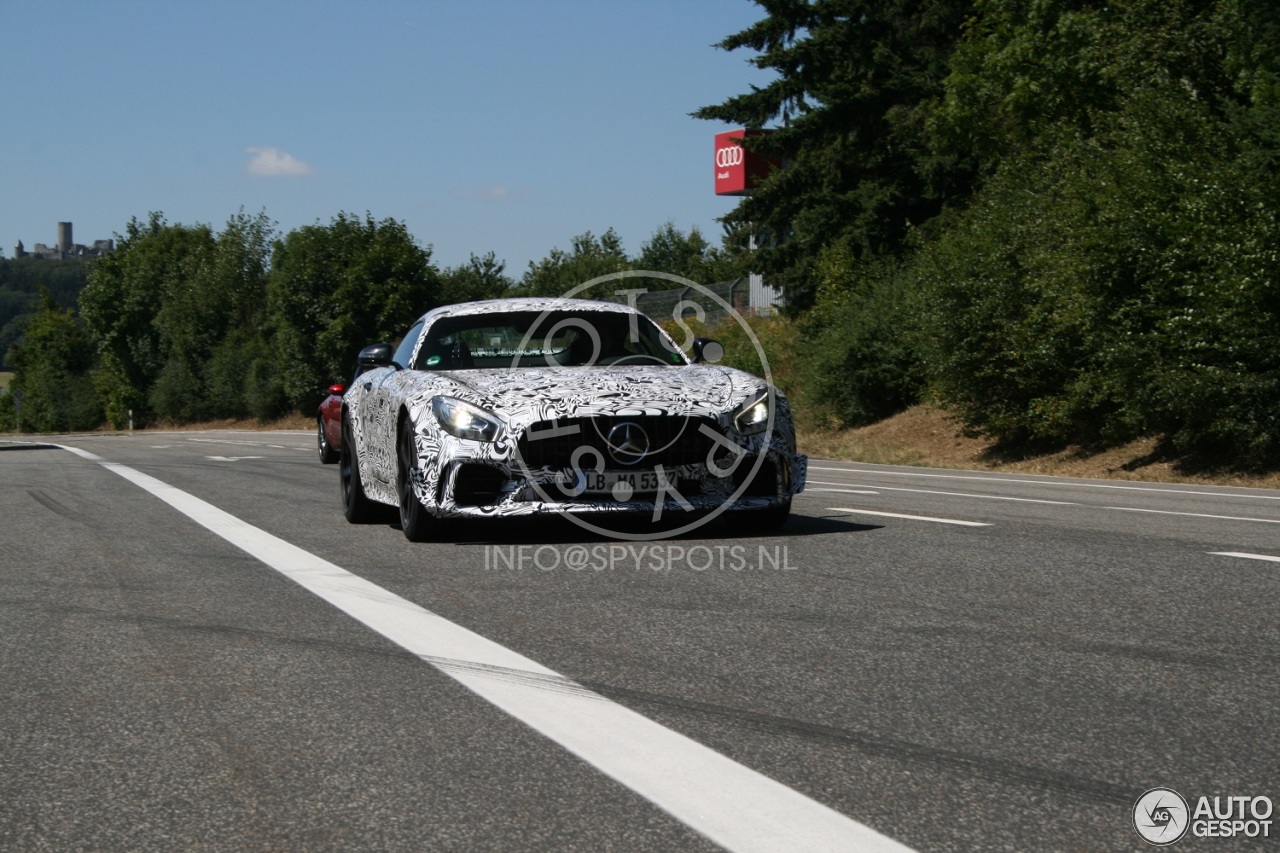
<box><xmin>423</xmin><ymin>364</ymin><xmax>766</xmax><ymax>421</ymax></box>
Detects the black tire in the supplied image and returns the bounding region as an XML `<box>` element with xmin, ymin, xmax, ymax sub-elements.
<box><xmin>397</xmin><ymin>418</ymin><xmax>435</xmax><ymax>542</ymax></box>
<box><xmin>340</xmin><ymin>414</ymin><xmax>378</xmax><ymax>523</ymax></box>
<box><xmin>317</xmin><ymin>416</ymin><xmax>339</xmax><ymax>464</ymax></box>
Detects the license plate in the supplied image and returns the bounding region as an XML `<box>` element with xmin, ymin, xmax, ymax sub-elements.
<box><xmin>583</xmin><ymin>469</ymin><xmax>674</xmax><ymax>495</ymax></box>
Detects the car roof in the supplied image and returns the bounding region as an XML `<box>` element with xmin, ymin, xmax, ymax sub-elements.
<box><xmin>414</xmin><ymin>297</ymin><xmax>637</xmax><ymax>328</ymax></box>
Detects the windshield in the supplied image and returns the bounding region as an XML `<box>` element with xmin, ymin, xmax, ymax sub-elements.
<box><xmin>413</xmin><ymin>310</ymin><xmax>685</xmax><ymax>370</ymax></box>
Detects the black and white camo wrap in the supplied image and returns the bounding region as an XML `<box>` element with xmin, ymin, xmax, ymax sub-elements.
<box><xmin>344</xmin><ymin>298</ymin><xmax>807</xmax><ymax>521</ymax></box>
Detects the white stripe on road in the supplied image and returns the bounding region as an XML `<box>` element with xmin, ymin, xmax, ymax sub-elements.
<box><xmin>55</xmin><ymin>444</ymin><xmax>913</xmax><ymax>853</ymax></box>
<box><xmin>1209</xmin><ymin>551</ymin><xmax>1280</xmax><ymax>563</ymax></box>
<box><xmin>806</xmin><ymin>486</ymin><xmax>881</xmax><ymax>495</ymax></box>
<box><xmin>809</xmin><ymin>465</ymin><xmax>1280</xmax><ymax>501</ymax></box>
<box><xmin>826</xmin><ymin>507</ymin><xmax>991</xmax><ymax>527</ymax></box>
<box><xmin>810</xmin><ymin>481</ymin><xmax>1077</xmax><ymax>506</ymax></box>
<box><xmin>1102</xmin><ymin>506</ymin><xmax>1280</xmax><ymax>525</ymax></box>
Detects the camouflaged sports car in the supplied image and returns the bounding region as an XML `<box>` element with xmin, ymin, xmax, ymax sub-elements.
<box><xmin>338</xmin><ymin>297</ymin><xmax>806</xmax><ymax>540</ymax></box>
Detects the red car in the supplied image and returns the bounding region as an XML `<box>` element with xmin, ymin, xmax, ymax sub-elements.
<box><xmin>317</xmin><ymin>381</ymin><xmax>345</xmax><ymax>463</ymax></box>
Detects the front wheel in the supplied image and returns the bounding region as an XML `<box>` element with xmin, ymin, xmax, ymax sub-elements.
<box><xmin>398</xmin><ymin>419</ymin><xmax>435</xmax><ymax>542</ymax></box>
<box><xmin>340</xmin><ymin>414</ymin><xmax>378</xmax><ymax>523</ymax></box>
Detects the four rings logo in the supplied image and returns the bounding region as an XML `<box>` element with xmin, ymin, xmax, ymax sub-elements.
<box><xmin>715</xmin><ymin>146</ymin><xmax>744</xmax><ymax>168</ymax></box>
<box><xmin>1134</xmin><ymin>788</ymin><xmax>1190</xmax><ymax>845</ymax></box>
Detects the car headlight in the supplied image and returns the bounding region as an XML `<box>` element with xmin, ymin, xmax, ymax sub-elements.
<box><xmin>734</xmin><ymin>391</ymin><xmax>772</xmax><ymax>436</ymax></box>
<box><xmin>432</xmin><ymin>396</ymin><xmax>504</xmax><ymax>442</ymax></box>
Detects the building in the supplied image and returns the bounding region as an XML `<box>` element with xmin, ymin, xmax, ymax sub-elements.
<box><xmin>14</xmin><ymin>222</ymin><xmax>113</xmax><ymax>260</ymax></box>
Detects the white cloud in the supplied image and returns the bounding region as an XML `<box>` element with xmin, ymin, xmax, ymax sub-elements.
<box><xmin>245</xmin><ymin>146</ymin><xmax>313</xmax><ymax>177</ymax></box>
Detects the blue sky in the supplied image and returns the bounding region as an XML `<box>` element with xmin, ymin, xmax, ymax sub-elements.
<box><xmin>0</xmin><ymin>0</ymin><xmax>770</xmax><ymax>276</ymax></box>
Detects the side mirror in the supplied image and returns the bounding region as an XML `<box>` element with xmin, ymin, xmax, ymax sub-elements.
<box><xmin>690</xmin><ymin>337</ymin><xmax>724</xmax><ymax>364</ymax></box>
<box><xmin>357</xmin><ymin>342</ymin><xmax>395</xmax><ymax>369</ymax></box>
<box><xmin>327</xmin><ymin>382</ymin><xmax>346</xmax><ymax>396</ymax></box>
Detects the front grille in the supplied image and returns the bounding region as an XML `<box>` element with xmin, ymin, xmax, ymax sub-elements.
<box><xmin>515</xmin><ymin>415</ymin><xmax>718</xmax><ymax>470</ymax></box>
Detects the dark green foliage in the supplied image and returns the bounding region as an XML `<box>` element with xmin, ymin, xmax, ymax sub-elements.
<box><xmin>918</xmin><ymin>75</ymin><xmax>1280</xmax><ymax>465</ymax></box>
<box><xmin>80</xmin><ymin>213</ymin><xmax>216</xmax><ymax>425</ymax></box>
<box><xmin>695</xmin><ymin>0</ymin><xmax>973</xmax><ymax>306</ymax></box>
<box><xmin>634</xmin><ymin>222</ymin><xmax>742</xmax><ymax>284</ymax></box>
<box><xmin>0</xmin><ymin>256</ymin><xmax>91</xmax><ymax>369</ymax></box>
<box><xmin>149</xmin><ymin>358</ymin><xmax>206</xmax><ymax>423</ymax></box>
<box><xmin>515</xmin><ymin>229</ymin><xmax>632</xmax><ymax>297</ymax></box>
<box><xmin>204</xmin><ymin>327</ymin><xmax>285</xmax><ymax>421</ymax></box>
<box><xmin>268</xmin><ymin>212</ymin><xmax>441</xmax><ymax>409</ymax></box>
<box><xmin>438</xmin><ymin>252</ymin><xmax>514</xmax><ymax>304</ymax></box>
<box><xmin>8</xmin><ymin>289</ymin><xmax>101</xmax><ymax>432</ymax></box>
<box><xmin>802</xmin><ymin>251</ymin><xmax>925</xmax><ymax>427</ymax></box>
<box><xmin>700</xmin><ymin>0</ymin><xmax>1280</xmax><ymax>468</ymax></box>
<box><xmin>0</xmin><ymin>390</ymin><xmax>15</xmax><ymax>432</ymax></box>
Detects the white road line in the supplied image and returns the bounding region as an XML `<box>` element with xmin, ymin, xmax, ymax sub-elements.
<box><xmin>806</xmin><ymin>486</ymin><xmax>881</xmax><ymax>495</ymax></box>
<box><xmin>54</xmin><ymin>444</ymin><xmax>913</xmax><ymax>853</ymax></box>
<box><xmin>809</xmin><ymin>481</ymin><xmax>1076</xmax><ymax>506</ymax></box>
<box><xmin>827</xmin><ymin>507</ymin><xmax>991</xmax><ymax>527</ymax></box>
<box><xmin>1102</xmin><ymin>506</ymin><xmax>1280</xmax><ymax>525</ymax></box>
<box><xmin>1209</xmin><ymin>551</ymin><xmax>1280</xmax><ymax>563</ymax></box>
<box><xmin>187</xmin><ymin>437</ymin><xmax>274</xmax><ymax>447</ymax></box>
<box><xmin>808</xmin><ymin>465</ymin><xmax>1280</xmax><ymax>501</ymax></box>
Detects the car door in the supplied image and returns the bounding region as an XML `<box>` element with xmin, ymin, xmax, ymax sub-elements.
<box><xmin>356</xmin><ymin>319</ymin><xmax>426</xmax><ymax>488</ymax></box>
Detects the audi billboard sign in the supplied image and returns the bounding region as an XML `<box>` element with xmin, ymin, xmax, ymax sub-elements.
<box><xmin>714</xmin><ymin>129</ymin><xmax>776</xmax><ymax>196</ymax></box>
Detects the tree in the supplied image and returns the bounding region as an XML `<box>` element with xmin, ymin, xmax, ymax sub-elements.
<box><xmin>268</xmin><ymin>212</ymin><xmax>441</xmax><ymax>408</ymax></box>
<box><xmin>695</xmin><ymin>0</ymin><xmax>972</xmax><ymax>307</ymax></box>
<box><xmin>634</xmin><ymin>222</ymin><xmax>742</xmax><ymax>284</ymax></box>
<box><xmin>8</xmin><ymin>288</ymin><xmax>100</xmax><ymax>432</ymax></box>
<box><xmin>0</xmin><ymin>256</ymin><xmax>91</xmax><ymax>369</ymax></box>
<box><xmin>438</xmin><ymin>252</ymin><xmax>513</xmax><ymax>304</ymax></box>
<box><xmin>516</xmin><ymin>229</ymin><xmax>631</xmax><ymax>297</ymax></box>
<box><xmin>80</xmin><ymin>213</ymin><xmax>216</xmax><ymax>426</ymax></box>
<box><xmin>148</xmin><ymin>210</ymin><xmax>275</xmax><ymax>421</ymax></box>
<box><xmin>917</xmin><ymin>64</ymin><xmax>1280</xmax><ymax>465</ymax></box>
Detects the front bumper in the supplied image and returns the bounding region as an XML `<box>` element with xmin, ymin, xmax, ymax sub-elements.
<box><xmin>424</xmin><ymin>451</ymin><xmax>807</xmax><ymax>519</ymax></box>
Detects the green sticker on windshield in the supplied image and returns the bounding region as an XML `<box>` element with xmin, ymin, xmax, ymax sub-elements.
<box><xmin>426</xmin><ymin>354</ymin><xmax>441</xmax><ymax>366</ymax></box>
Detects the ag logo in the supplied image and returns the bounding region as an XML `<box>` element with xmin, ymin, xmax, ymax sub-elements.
<box><xmin>1134</xmin><ymin>787</ymin><xmax>1190</xmax><ymax>845</ymax></box>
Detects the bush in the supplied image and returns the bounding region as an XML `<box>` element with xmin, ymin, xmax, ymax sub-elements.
<box><xmin>0</xmin><ymin>390</ymin><xmax>16</xmax><ymax>432</ymax></box>
<box><xmin>800</xmin><ymin>249</ymin><xmax>924</xmax><ymax>428</ymax></box>
<box><xmin>8</xmin><ymin>290</ymin><xmax>102</xmax><ymax>433</ymax></box>
<box><xmin>914</xmin><ymin>84</ymin><xmax>1280</xmax><ymax>467</ymax></box>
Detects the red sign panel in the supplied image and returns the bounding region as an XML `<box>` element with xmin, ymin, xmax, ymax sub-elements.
<box><xmin>714</xmin><ymin>129</ymin><xmax>775</xmax><ymax>196</ymax></box>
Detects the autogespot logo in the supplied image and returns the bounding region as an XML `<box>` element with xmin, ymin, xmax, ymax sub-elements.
<box><xmin>511</xmin><ymin>271</ymin><xmax>777</xmax><ymax>542</ymax></box>
<box><xmin>1133</xmin><ymin>788</ymin><xmax>1190</xmax><ymax>846</ymax></box>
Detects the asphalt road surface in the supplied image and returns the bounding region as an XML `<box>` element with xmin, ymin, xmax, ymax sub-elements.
<box><xmin>2</xmin><ymin>430</ymin><xmax>1277</xmax><ymax>851</ymax></box>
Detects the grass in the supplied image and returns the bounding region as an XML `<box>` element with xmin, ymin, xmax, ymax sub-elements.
<box><xmin>800</xmin><ymin>405</ymin><xmax>1280</xmax><ymax>489</ymax></box>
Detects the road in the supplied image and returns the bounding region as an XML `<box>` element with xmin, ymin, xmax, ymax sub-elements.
<box><xmin>2</xmin><ymin>430</ymin><xmax>1276</xmax><ymax>851</ymax></box>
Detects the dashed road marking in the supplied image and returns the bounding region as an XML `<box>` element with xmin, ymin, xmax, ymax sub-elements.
<box><xmin>827</xmin><ymin>507</ymin><xmax>991</xmax><ymax>527</ymax></box>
